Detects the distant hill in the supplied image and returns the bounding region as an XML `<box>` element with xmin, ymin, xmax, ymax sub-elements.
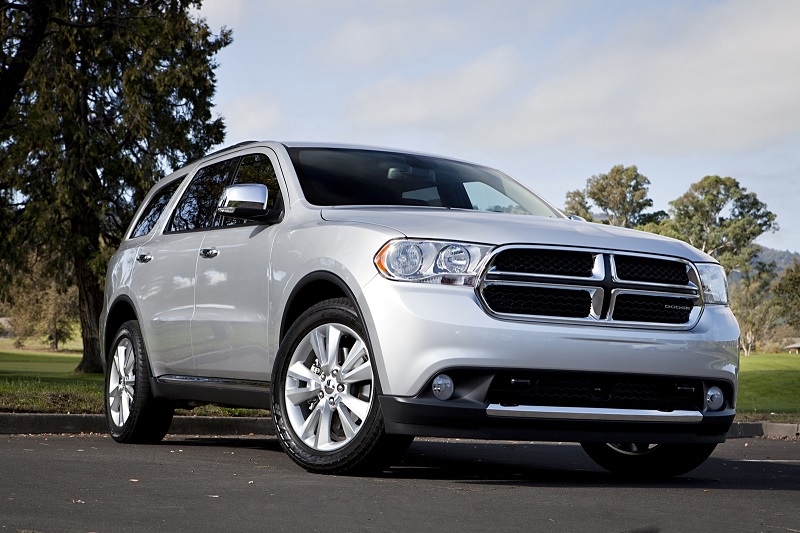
<box><xmin>758</xmin><ymin>247</ymin><xmax>800</xmax><ymax>274</ymax></box>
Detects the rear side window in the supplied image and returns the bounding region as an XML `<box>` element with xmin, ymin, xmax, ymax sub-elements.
<box><xmin>129</xmin><ymin>178</ymin><xmax>183</xmax><ymax>239</ymax></box>
<box><xmin>168</xmin><ymin>158</ymin><xmax>238</xmax><ymax>233</ymax></box>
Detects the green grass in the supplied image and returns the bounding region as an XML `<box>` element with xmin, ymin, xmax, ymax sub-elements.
<box><xmin>0</xmin><ymin>345</ymin><xmax>267</xmax><ymax>417</ymax></box>
<box><xmin>1</xmin><ymin>342</ymin><xmax>798</xmax><ymax>422</ymax></box>
<box><xmin>736</xmin><ymin>353</ymin><xmax>800</xmax><ymax>423</ymax></box>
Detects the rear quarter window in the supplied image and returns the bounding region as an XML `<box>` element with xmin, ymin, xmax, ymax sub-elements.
<box><xmin>129</xmin><ymin>178</ymin><xmax>183</xmax><ymax>239</ymax></box>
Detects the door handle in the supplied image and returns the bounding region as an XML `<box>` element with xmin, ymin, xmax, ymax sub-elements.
<box><xmin>199</xmin><ymin>248</ymin><xmax>219</xmax><ymax>259</ymax></box>
<box><xmin>136</xmin><ymin>253</ymin><xmax>152</xmax><ymax>263</ymax></box>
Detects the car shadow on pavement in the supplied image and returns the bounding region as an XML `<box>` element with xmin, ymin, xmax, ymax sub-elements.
<box><xmin>160</xmin><ymin>434</ymin><xmax>800</xmax><ymax>491</ymax></box>
<box><xmin>379</xmin><ymin>439</ymin><xmax>800</xmax><ymax>491</ymax></box>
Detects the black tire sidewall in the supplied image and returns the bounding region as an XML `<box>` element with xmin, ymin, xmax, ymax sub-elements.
<box><xmin>104</xmin><ymin>319</ymin><xmax>170</xmax><ymax>443</ymax></box>
<box><xmin>581</xmin><ymin>442</ymin><xmax>717</xmax><ymax>478</ymax></box>
<box><xmin>271</xmin><ymin>298</ymin><xmax>387</xmax><ymax>473</ymax></box>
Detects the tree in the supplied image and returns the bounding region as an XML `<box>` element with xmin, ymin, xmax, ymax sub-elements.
<box><xmin>642</xmin><ymin>176</ymin><xmax>777</xmax><ymax>272</ymax></box>
<box><xmin>564</xmin><ymin>165</ymin><xmax>659</xmax><ymax>228</ymax></box>
<box><xmin>0</xmin><ymin>0</ymin><xmax>58</xmax><ymax>126</ymax></box>
<box><xmin>7</xmin><ymin>255</ymin><xmax>78</xmax><ymax>350</ymax></box>
<box><xmin>729</xmin><ymin>262</ymin><xmax>779</xmax><ymax>356</ymax></box>
<box><xmin>0</xmin><ymin>1</ymin><xmax>231</xmax><ymax>372</ymax></box>
<box><xmin>773</xmin><ymin>261</ymin><xmax>800</xmax><ymax>330</ymax></box>
<box><xmin>563</xmin><ymin>189</ymin><xmax>593</xmax><ymax>221</ymax></box>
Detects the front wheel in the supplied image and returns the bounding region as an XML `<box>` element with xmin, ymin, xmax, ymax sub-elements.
<box><xmin>271</xmin><ymin>298</ymin><xmax>412</xmax><ymax>474</ymax></box>
<box><xmin>105</xmin><ymin>320</ymin><xmax>174</xmax><ymax>444</ymax></box>
<box><xmin>581</xmin><ymin>442</ymin><xmax>717</xmax><ymax>478</ymax></box>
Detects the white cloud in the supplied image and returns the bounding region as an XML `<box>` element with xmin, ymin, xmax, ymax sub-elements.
<box><xmin>317</xmin><ymin>14</ymin><xmax>463</xmax><ymax>68</ymax></box>
<box><xmin>483</xmin><ymin>0</ymin><xmax>800</xmax><ymax>154</ymax></box>
<box><xmin>217</xmin><ymin>95</ymin><xmax>284</xmax><ymax>143</ymax></box>
<box><xmin>350</xmin><ymin>46</ymin><xmax>520</xmax><ymax>128</ymax></box>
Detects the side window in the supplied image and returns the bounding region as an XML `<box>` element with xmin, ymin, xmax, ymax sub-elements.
<box><xmin>129</xmin><ymin>178</ymin><xmax>183</xmax><ymax>239</ymax></box>
<box><xmin>221</xmin><ymin>153</ymin><xmax>282</xmax><ymax>227</ymax></box>
<box><xmin>168</xmin><ymin>158</ymin><xmax>238</xmax><ymax>232</ymax></box>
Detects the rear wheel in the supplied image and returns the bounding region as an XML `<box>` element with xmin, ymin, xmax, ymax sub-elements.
<box><xmin>105</xmin><ymin>320</ymin><xmax>174</xmax><ymax>443</ymax></box>
<box><xmin>581</xmin><ymin>442</ymin><xmax>717</xmax><ymax>478</ymax></box>
<box><xmin>271</xmin><ymin>298</ymin><xmax>412</xmax><ymax>474</ymax></box>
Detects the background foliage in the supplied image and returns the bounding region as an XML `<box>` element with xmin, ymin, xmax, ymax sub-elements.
<box><xmin>1</xmin><ymin>0</ymin><xmax>231</xmax><ymax>371</ymax></box>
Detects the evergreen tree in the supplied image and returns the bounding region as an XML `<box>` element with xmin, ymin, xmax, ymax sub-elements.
<box><xmin>0</xmin><ymin>0</ymin><xmax>231</xmax><ymax>371</ymax></box>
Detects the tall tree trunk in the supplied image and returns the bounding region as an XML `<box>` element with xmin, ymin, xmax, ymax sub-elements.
<box><xmin>74</xmin><ymin>254</ymin><xmax>103</xmax><ymax>373</ymax></box>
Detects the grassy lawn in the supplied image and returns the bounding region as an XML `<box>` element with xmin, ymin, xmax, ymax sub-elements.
<box><xmin>1</xmin><ymin>340</ymin><xmax>798</xmax><ymax>422</ymax></box>
<box><xmin>736</xmin><ymin>353</ymin><xmax>800</xmax><ymax>423</ymax></box>
<box><xmin>0</xmin><ymin>341</ymin><xmax>267</xmax><ymax>417</ymax></box>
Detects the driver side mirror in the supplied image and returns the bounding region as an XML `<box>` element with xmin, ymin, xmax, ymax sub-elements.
<box><xmin>217</xmin><ymin>184</ymin><xmax>280</xmax><ymax>224</ymax></box>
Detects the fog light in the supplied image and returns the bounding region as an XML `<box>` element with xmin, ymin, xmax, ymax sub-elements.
<box><xmin>705</xmin><ymin>386</ymin><xmax>725</xmax><ymax>411</ymax></box>
<box><xmin>432</xmin><ymin>374</ymin><xmax>454</xmax><ymax>400</ymax></box>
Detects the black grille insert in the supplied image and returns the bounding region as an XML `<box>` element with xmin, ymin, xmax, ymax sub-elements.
<box><xmin>482</xmin><ymin>285</ymin><xmax>591</xmax><ymax>318</ymax></box>
<box><xmin>612</xmin><ymin>294</ymin><xmax>694</xmax><ymax>324</ymax></box>
<box><xmin>614</xmin><ymin>256</ymin><xmax>689</xmax><ymax>285</ymax></box>
<box><xmin>492</xmin><ymin>249</ymin><xmax>594</xmax><ymax>277</ymax></box>
<box><xmin>488</xmin><ymin>371</ymin><xmax>704</xmax><ymax>411</ymax></box>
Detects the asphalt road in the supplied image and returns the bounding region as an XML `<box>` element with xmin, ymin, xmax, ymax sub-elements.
<box><xmin>1</xmin><ymin>434</ymin><xmax>798</xmax><ymax>533</ymax></box>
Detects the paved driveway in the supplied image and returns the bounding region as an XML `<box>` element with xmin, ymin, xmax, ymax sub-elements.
<box><xmin>1</xmin><ymin>434</ymin><xmax>798</xmax><ymax>532</ymax></box>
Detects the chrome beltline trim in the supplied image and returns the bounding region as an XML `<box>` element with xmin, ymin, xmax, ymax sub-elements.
<box><xmin>486</xmin><ymin>404</ymin><xmax>704</xmax><ymax>423</ymax></box>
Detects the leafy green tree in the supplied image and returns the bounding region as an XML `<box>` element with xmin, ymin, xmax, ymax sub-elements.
<box><xmin>0</xmin><ymin>0</ymin><xmax>231</xmax><ymax>372</ymax></box>
<box><xmin>563</xmin><ymin>189</ymin><xmax>593</xmax><ymax>221</ymax></box>
<box><xmin>7</xmin><ymin>255</ymin><xmax>78</xmax><ymax>350</ymax></box>
<box><xmin>565</xmin><ymin>165</ymin><xmax>658</xmax><ymax>228</ymax></box>
<box><xmin>641</xmin><ymin>176</ymin><xmax>777</xmax><ymax>271</ymax></box>
<box><xmin>729</xmin><ymin>262</ymin><xmax>779</xmax><ymax>356</ymax></box>
<box><xmin>773</xmin><ymin>261</ymin><xmax>800</xmax><ymax>330</ymax></box>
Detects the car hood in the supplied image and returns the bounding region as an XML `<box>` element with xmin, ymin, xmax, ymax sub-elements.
<box><xmin>320</xmin><ymin>207</ymin><xmax>715</xmax><ymax>263</ymax></box>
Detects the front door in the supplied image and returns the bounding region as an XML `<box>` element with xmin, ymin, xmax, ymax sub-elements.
<box><xmin>191</xmin><ymin>150</ymin><xmax>286</xmax><ymax>381</ymax></box>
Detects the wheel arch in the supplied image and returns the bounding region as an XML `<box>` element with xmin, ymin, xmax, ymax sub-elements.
<box><xmin>103</xmin><ymin>295</ymin><xmax>139</xmax><ymax>366</ymax></box>
<box><xmin>280</xmin><ymin>271</ymin><xmax>362</xmax><ymax>341</ymax></box>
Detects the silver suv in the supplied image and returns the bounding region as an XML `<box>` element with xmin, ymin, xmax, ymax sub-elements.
<box><xmin>100</xmin><ymin>141</ymin><xmax>739</xmax><ymax>477</ymax></box>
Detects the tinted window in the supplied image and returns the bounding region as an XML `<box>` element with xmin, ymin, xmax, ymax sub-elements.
<box><xmin>219</xmin><ymin>153</ymin><xmax>283</xmax><ymax>227</ymax></box>
<box><xmin>168</xmin><ymin>158</ymin><xmax>238</xmax><ymax>232</ymax></box>
<box><xmin>130</xmin><ymin>178</ymin><xmax>183</xmax><ymax>238</ymax></box>
<box><xmin>288</xmin><ymin>148</ymin><xmax>559</xmax><ymax>218</ymax></box>
<box><xmin>233</xmin><ymin>153</ymin><xmax>280</xmax><ymax>209</ymax></box>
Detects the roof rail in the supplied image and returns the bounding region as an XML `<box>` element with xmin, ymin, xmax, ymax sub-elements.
<box><xmin>203</xmin><ymin>140</ymin><xmax>260</xmax><ymax>160</ymax></box>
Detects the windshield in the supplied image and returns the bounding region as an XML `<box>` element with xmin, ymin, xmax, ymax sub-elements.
<box><xmin>287</xmin><ymin>147</ymin><xmax>560</xmax><ymax>218</ymax></box>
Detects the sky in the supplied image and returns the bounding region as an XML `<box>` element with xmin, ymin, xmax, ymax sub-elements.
<box><xmin>196</xmin><ymin>0</ymin><xmax>800</xmax><ymax>254</ymax></box>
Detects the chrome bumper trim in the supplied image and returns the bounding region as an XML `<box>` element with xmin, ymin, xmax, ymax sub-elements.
<box><xmin>486</xmin><ymin>404</ymin><xmax>703</xmax><ymax>423</ymax></box>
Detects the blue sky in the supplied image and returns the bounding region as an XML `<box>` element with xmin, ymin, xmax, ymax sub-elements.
<box><xmin>197</xmin><ymin>0</ymin><xmax>800</xmax><ymax>254</ymax></box>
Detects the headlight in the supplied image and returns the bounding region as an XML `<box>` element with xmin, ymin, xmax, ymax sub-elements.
<box><xmin>374</xmin><ymin>239</ymin><xmax>493</xmax><ymax>285</ymax></box>
<box><xmin>696</xmin><ymin>263</ymin><xmax>728</xmax><ymax>305</ymax></box>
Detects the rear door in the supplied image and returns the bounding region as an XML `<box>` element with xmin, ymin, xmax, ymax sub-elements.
<box><xmin>131</xmin><ymin>157</ymin><xmax>238</xmax><ymax>377</ymax></box>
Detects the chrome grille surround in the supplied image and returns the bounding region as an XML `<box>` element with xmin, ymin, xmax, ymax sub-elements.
<box><xmin>477</xmin><ymin>246</ymin><xmax>703</xmax><ymax>330</ymax></box>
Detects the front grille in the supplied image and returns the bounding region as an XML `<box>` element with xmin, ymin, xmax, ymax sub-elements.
<box><xmin>614</xmin><ymin>255</ymin><xmax>689</xmax><ymax>285</ymax></box>
<box><xmin>492</xmin><ymin>249</ymin><xmax>594</xmax><ymax>277</ymax></box>
<box><xmin>482</xmin><ymin>285</ymin><xmax>591</xmax><ymax>318</ymax></box>
<box><xmin>612</xmin><ymin>294</ymin><xmax>694</xmax><ymax>324</ymax></box>
<box><xmin>478</xmin><ymin>247</ymin><xmax>701</xmax><ymax>328</ymax></box>
<box><xmin>487</xmin><ymin>371</ymin><xmax>704</xmax><ymax>412</ymax></box>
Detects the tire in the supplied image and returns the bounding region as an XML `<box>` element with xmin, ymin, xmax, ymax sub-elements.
<box><xmin>271</xmin><ymin>298</ymin><xmax>413</xmax><ymax>474</ymax></box>
<box><xmin>105</xmin><ymin>320</ymin><xmax>174</xmax><ymax>444</ymax></box>
<box><xmin>581</xmin><ymin>442</ymin><xmax>717</xmax><ymax>478</ymax></box>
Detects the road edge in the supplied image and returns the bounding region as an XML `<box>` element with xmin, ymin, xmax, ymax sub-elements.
<box><xmin>1</xmin><ymin>413</ymin><xmax>798</xmax><ymax>440</ymax></box>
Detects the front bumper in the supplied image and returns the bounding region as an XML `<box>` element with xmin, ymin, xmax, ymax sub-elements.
<box><xmin>380</xmin><ymin>394</ymin><xmax>735</xmax><ymax>444</ymax></box>
<box><xmin>362</xmin><ymin>278</ymin><xmax>740</xmax><ymax>399</ymax></box>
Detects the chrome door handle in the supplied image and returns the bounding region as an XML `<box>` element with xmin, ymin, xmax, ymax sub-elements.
<box><xmin>199</xmin><ymin>248</ymin><xmax>219</xmax><ymax>259</ymax></box>
<box><xmin>136</xmin><ymin>253</ymin><xmax>152</xmax><ymax>263</ymax></box>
